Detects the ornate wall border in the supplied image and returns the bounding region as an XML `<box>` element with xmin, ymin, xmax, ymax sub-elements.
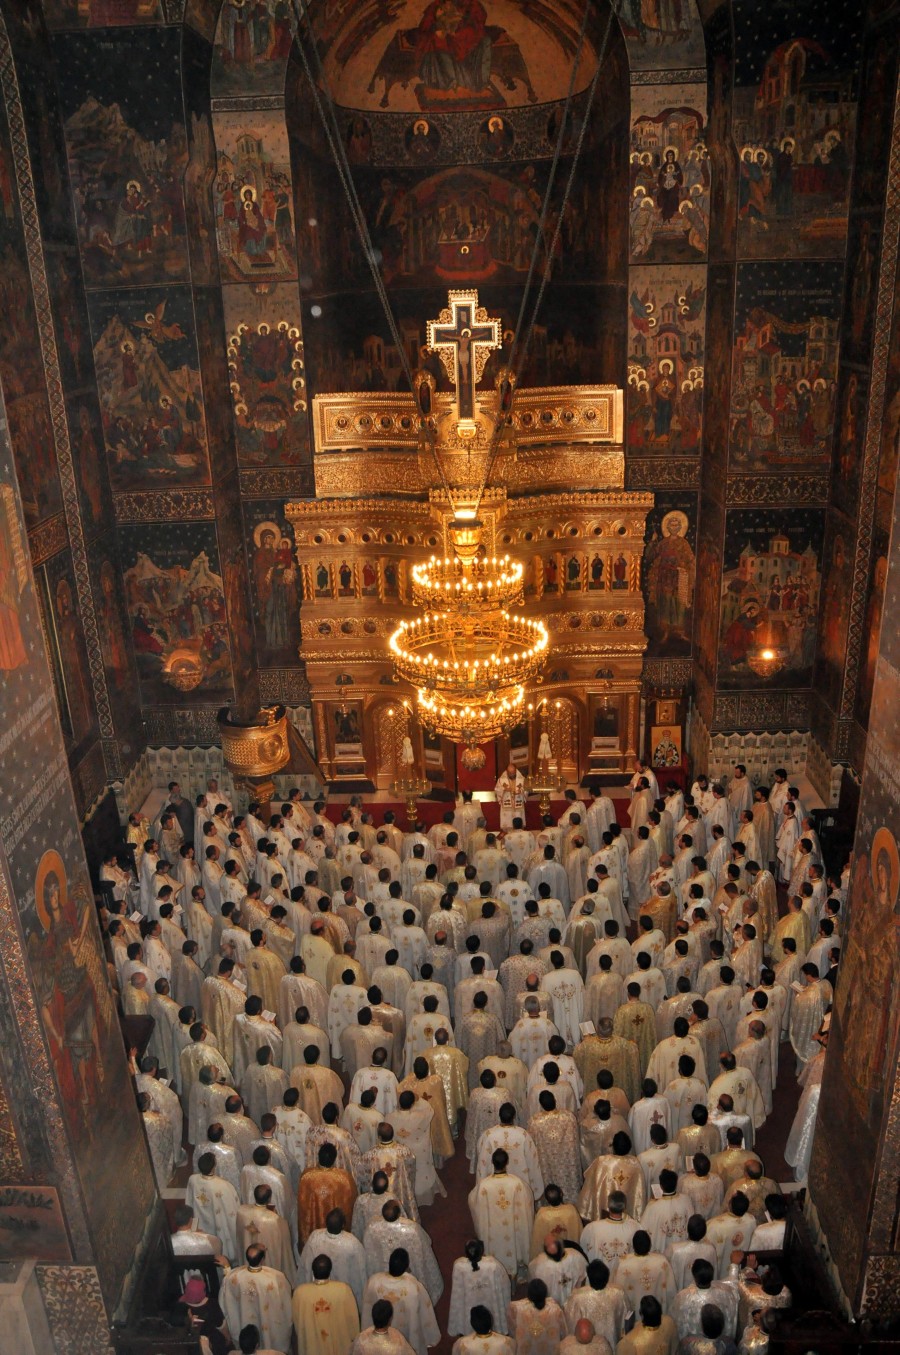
<box><xmin>726</xmin><ymin>474</ymin><xmax>830</xmax><ymax>507</ymax></box>
<box><xmin>839</xmin><ymin>73</ymin><xmax>900</xmax><ymax>720</ymax></box>
<box><xmin>113</xmin><ymin>489</ymin><xmax>216</xmax><ymax>523</ymax></box>
<box><xmin>0</xmin><ymin>18</ymin><xmax>114</xmax><ymax>762</ymax></box>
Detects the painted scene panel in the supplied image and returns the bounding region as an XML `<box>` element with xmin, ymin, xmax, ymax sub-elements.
<box><xmin>728</xmin><ymin>261</ymin><xmax>842</xmax><ymax>474</ymax></box>
<box><xmin>731</xmin><ymin>3</ymin><xmax>862</xmax><ymax>259</ymax></box>
<box><xmin>310</xmin><ymin>0</ymin><xmax>601</xmax><ymax>114</ymax></box>
<box><xmin>627</xmin><ymin>264</ymin><xmax>705</xmax><ymax>455</ymax></box>
<box><xmin>629</xmin><ymin>84</ymin><xmax>708</xmax><ymax>264</ymax></box>
<box><xmin>213</xmin><ymin>112</ymin><xmax>297</xmax><ymax>283</ymax></box>
<box><xmin>121</xmin><ymin>521</ymin><xmax>235</xmax><ymax>706</ymax></box>
<box><xmin>88</xmin><ymin>287</ymin><xmax>210</xmax><ymax>490</ymax></box>
<box><xmin>222</xmin><ymin>283</ymin><xmax>310</xmax><ymax>468</ymax></box>
<box><xmin>717</xmin><ymin>507</ymin><xmax>823</xmax><ymax>690</ymax></box>
<box><xmin>54</xmin><ymin>29</ymin><xmax>189</xmax><ymax>287</ymax></box>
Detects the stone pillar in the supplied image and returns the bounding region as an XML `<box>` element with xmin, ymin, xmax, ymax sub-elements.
<box><xmin>0</xmin><ymin>387</ymin><xmax>156</xmax><ymax>1344</ymax></box>
<box><xmin>806</xmin><ymin>255</ymin><xmax>900</xmax><ymax>1315</ymax></box>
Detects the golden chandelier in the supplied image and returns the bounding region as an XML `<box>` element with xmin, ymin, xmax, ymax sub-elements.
<box><xmin>389</xmin><ymin>515</ymin><xmax>548</xmax><ymax>748</ymax></box>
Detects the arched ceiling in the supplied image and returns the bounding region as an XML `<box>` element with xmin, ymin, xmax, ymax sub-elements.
<box><xmin>312</xmin><ymin>0</ymin><xmax>602</xmax><ymax>113</ymax></box>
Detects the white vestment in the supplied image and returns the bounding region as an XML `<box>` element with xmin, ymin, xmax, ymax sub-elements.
<box><xmin>220</xmin><ymin>1264</ymin><xmax>293</xmax><ymax>1353</ymax></box>
<box><xmin>448</xmin><ymin>1253</ymin><xmax>512</xmax><ymax>1335</ymax></box>
<box><xmin>469</xmin><ymin>1172</ymin><xmax>534</xmax><ymax>1277</ymax></box>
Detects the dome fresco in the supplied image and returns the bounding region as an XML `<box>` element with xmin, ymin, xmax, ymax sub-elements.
<box><xmin>316</xmin><ymin>0</ymin><xmax>600</xmax><ymax>113</ymax></box>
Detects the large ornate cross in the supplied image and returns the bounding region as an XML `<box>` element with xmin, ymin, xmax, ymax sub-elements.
<box><xmin>426</xmin><ymin>289</ymin><xmax>501</xmax><ymax>424</ymax></box>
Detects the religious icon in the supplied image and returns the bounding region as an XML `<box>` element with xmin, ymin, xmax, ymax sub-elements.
<box><xmin>479</xmin><ymin>115</ymin><xmax>514</xmax><ymax>156</ymax></box>
<box><xmin>651</xmin><ymin>725</ymin><xmax>681</xmax><ymax>768</ymax></box>
<box><xmin>315</xmin><ymin>563</ymin><xmax>332</xmax><ymax>598</ymax></box>
<box><xmin>338</xmin><ymin>561</ymin><xmax>355</xmax><ymax>596</ymax></box>
<box><xmin>31</xmin><ymin>850</ymin><xmax>108</xmax><ymax>1130</ymax></box>
<box><xmin>544</xmin><ymin>556</ymin><xmax>559</xmax><ymax>591</ymax></box>
<box><xmin>252</xmin><ymin>521</ymin><xmax>298</xmax><ymax>654</ymax></box>
<box><xmin>333</xmin><ymin>704</ymin><xmax>363</xmax><ymax>756</ymax></box>
<box><xmin>611</xmin><ymin>554</ymin><xmax>628</xmax><ymax>589</ymax></box>
<box><xmin>347</xmin><ymin>115</ymin><xmax>373</xmax><ymax>163</ymax></box>
<box><xmin>361</xmin><ymin>560</ymin><xmax>379</xmax><ymax>596</ymax></box>
<box><xmin>588</xmin><ymin>554</ymin><xmax>605</xmax><ymax>590</ymax></box>
<box><xmin>565</xmin><ymin>555</ymin><xmax>582</xmax><ymax>590</ymax></box>
<box><xmin>405</xmin><ymin>117</ymin><xmax>440</xmax><ymax>161</ymax></box>
<box><xmin>643</xmin><ymin>509</ymin><xmax>695</xmax><ymax>653</ymax></box>
<box><xmin>384</xmin><ymin>561</ymin><xmax>399</xmax><ymax>597</ymax></box>
<box><xmin>592</xmin><ymin>699</ymin><xmax>619</xmax><ymax>745</ymax></box>
<box><xmin>0</xmin><ymin>483</ymin><xmax>27</xmax><ymax>673</ymax></box>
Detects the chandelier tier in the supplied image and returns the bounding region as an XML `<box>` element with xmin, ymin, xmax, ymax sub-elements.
<box><xmin>389</xmin><ymin>513</ymin><xmax>548</xmax><ymax>748</ymax></box>
<box><xmin>410</xmin><ymin>553</ymin><xmax>524</xmax><ymax>614</ymax></box>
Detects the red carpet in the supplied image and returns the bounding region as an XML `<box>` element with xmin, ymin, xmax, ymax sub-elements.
<box><xmin>324</xmin><ymin>797</ymin><xmax>632</xmax><ymax>831</ymax></box>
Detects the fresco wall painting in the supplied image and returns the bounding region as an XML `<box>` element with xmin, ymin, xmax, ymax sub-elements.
<box><xmin>717</xmin><ymin>507</ymin><xmax>824</xmax><ymax>691</ymax></box>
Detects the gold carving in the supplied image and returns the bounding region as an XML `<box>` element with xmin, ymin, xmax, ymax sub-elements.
<box><xmin>218</xmin><ymin>706</ymin><xmax>290</xmax><ymax>779</ymax></box>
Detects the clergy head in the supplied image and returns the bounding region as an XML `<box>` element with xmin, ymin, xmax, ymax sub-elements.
<box><xmin>585</xmin><ymin>1259</ymin><xmax>610</xmax><ymax>1292</ymax></box>
<box><xmin>801</xmin><ymin>962</ymin><xmax>820</xmax><ymax>984</ymax></box>
<box><xmin>691</xmin><ymin>1257</ymin><xmax>715</xmax><ymax>1291</ymax></box>
<box><xmin>387</xmin><ymin>1247</ymin><xmax>409</xmax><ymax>1278</ymax></box>
<box><xmin>206</xmin><ymin>1122</ymin><xmax>226</xmax><ymax>1144</ymax></box>
<box><xmin>491</xmin><ymin>1147</ymin><xmax>509</xmax><ymax>1175</ymax></box>
<box><xmin>303</xmin><ymin>1045</ymin><xmax>322</xmax><ymax>1066</ymax></box>
<box><xmin>526</xmin><ymin>1278</ymin><xmax>548</xmax><ymax>1310</ymax></box>
<box><xmin>197</xmin><ymin>1152</ymin><xmax>217</xmax><ymax>1178</ymax></box>
<box><xmin>538</xmin><ymin>1090</ymin><xmax>556</xmax><ymax>1113</ymax></box>
<box><xmin>371</xmin><ymin>1299</ymin><xmax>395</xmax><ymax>1332</ymax></box>
<box><xmin>658</xmin><ymin>1168</ymin><xmax>678</xmax><ymax>1198</ymax></box>
<box><xmin>728</xmin><ymin>1190</ymin><xmax>750</xmax><ymax>1220</ymax></box>
<box><xmin>649</xmin><ymin>1123</ymin><xmax>668</xmax><ymax>1148</ymax></box>
<box><xmin>626</xmin><ymin>983</ymin><xmax>642</xmax><ymax>1002</ymax></box>
<box><xmin>605</xmin><ymin>1192</ymin><xmax>627</xmax><ymax>1222</ymax></box>
<box><xmin>724</xmin><ymin>1125</ymin><xmax>743</xmax><ymax>1147</ymax></box>
<box><xmin>687</xmin><ymin>1213</ymin><xmax>707</xmax><ymax>1242</ymax></box>
<box><xmin>677</xmin><ymin>1055</ymin><xmax>696</xmax><ymax>1079</ymax></box>
<box><xmin>593</xmin><ymin>1100</ymin><xmax>610</xmax><ymax>1122</ymax></box>
<box><xmin>435</xmin><ymin>1028</ymin><xmax>451</xmax><ymax>1047</ymax></box>
<box><xmin>254</xmin><ymin>1183</ymin><xmax>273</xmax><ymax>1209</ymax></box>
<box><xmin>322</xmin><ymin>1102</ymin><xmax>340</xmax><ymax>1125</ymax></box>
<box><xmin>611</xmin><ymin>1132</ymin><xmax>632</xmax><ymax>1158</ymax></box>
<box><xmin>371</xmin><ymin>1171</ymin><xmax>389</xmax><ymax>1195</ymax></box>
<box><xmin>597</xmin><ymin>1019</ymin><xmax>614</xmax><ymax>1040</ymax></box>
<box><xmin>310</xmin><ymin>1254</ymin><xmax>332</xmax><ymax>1283</ymax></box>
<box><xmin>317</xmin><ymin>1143</ymin><xmax>338</xmax><ymax>1169</ymax></box>
<box><xmin>632</xmin><ymin>1230</ymin><xmax>652</xmax><ymax>1258</ymax></box>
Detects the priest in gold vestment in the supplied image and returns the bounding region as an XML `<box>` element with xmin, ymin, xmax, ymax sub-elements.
<box><xmin>299</xmin><ymin>1142</ymin><xmax>358</xmax><ymax>1245</ymax></box>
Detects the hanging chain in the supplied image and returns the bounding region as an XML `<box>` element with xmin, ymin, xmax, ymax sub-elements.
<box><xmin>474</xmin><ymin>2</ymin><xmax>615</xmax><ymax>517</ymax></box>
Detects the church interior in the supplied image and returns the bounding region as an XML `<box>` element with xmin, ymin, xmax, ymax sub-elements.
<box><xmin>0</xmin><ymin>0</ymin><xmax>899</xmax><ymax>1349</ymax></box>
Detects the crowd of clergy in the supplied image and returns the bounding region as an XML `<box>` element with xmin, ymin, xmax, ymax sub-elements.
<box><xmin>99</xmin><ymin>760</ymin><xmax>843</xmax><ymax>1355</ymax></box>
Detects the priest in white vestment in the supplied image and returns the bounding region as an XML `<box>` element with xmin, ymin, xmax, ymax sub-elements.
<box><xmin>299</xmin><ymin>1210</ymin><xmax>368</xmax><ymax>1308</ymax></box>
<box><xmin>361</xmin><ymin>1250</ymin><xmax>441</xmax><ymax>1355</ymax></box>
<box><xmin>185</xmin><ymin>1153</ymin><xmax>240</xmax><ymax>1261</ymax></box>
<box><xmin>219</xmin><ymin>1249</ymin><xmax>293</xmax><ymax>1352</ymax></box>
<box><xmin>495</xmin><ymin>764</ymin><xmax>527</xmax><ymax>832</ymax></box>
<box><xmin>469</xmin><ymin>1150</ymin><xmax>534</xmax><ymax>1278</ymax></box>
<box><xmin>448</xmin><ymin>1242</ymin><xmax>512</xmax><ymax>1336</ymax></box>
